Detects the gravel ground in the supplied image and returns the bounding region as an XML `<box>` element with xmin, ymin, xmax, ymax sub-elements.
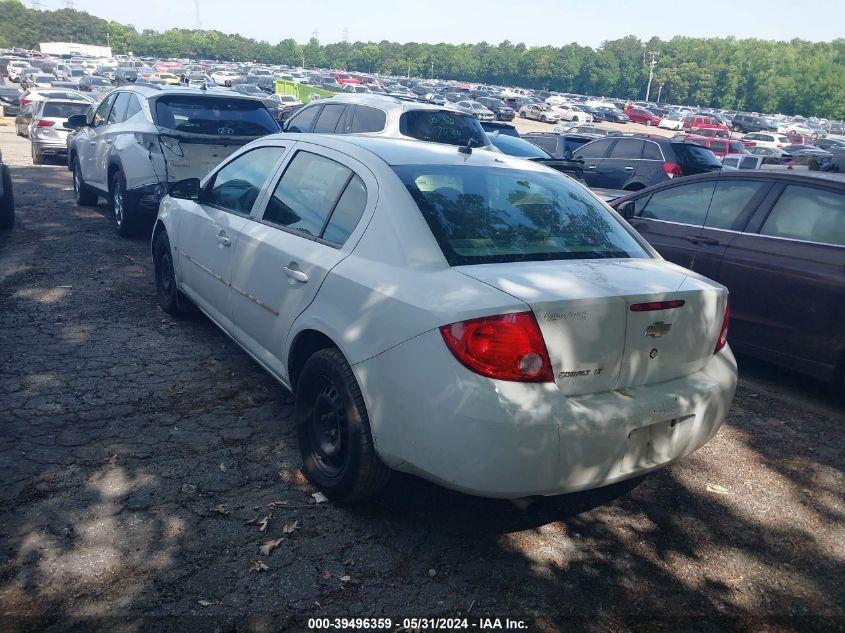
<box><xmin>1</xmin><ymin>123</ymin><xmax>844</xmax><ymax>633</ymax></box>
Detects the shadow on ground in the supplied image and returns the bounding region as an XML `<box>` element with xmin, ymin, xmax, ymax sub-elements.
<box><xmin>0</xmin><ymin>165</ymin><xmax>843</xmax><ymax>633</ymax></box>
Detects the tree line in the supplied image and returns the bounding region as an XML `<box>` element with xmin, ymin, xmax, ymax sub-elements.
<box><xmin>2</xmin><ymin>0</ymin><xmax>844</xmax><ymax>118</ymax></box>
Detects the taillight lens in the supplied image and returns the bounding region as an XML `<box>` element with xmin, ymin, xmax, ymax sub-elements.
<box><xmin>440</xmin><ymin>312</ymin><xmax>554</xmax><ymax>382</ymax></box>
<box><xmin>20</xmin><ymin>99</ymin><xmax>31</xmax><ymax>106</ymax></box>
<box><xmin>663</xmin><ymin>162</ymin><xmax>684</xmax><ymax>177</ymax></box>
<box><xmin>35</xmin><ymin>120</ymin><xmax>55</xmax><ymax>127</ymax></box>
<box><xmin>715</xmin><ymin>300</ymin><xmax>730</xmax><ymax>353</ymax></box>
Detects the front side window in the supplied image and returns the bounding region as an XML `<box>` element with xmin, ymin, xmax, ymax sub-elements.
<box><xmin>206</xmin><ymin>147</ymin><xmax>285</xmax><ymax>214</ymax></box>
<box><xmin>760</xmin><ymin>185</ymin><xmax>845</xmax><ymax>246</ymax></box>
<box><xmin>108</xmin><ymin>92</ymin><xmax>131</xmax><ymax>124</ymax></box>
<box><xmin>92</xmin><ymin>93</ymin><xmax>116</xmax><ymax>126</ymax></box>
<box><xmin>395</xmin><ymin>165</ymin><xmax>648</xmax><ymax>265</ymax></box>
<box><xmin>702</xmin><ymin>180</ymin><xmax>764</xmax><ymax>230</ymax></box>
<box><xmin>263</xmin><ymin>151</ymin><xmax>353</xmax><ymax>238</ymax></box>
<box><xmin>635</xmin><ymin>181</ymin><xmax>715</xmax><ymax>226</ymax></box>
<box><xmin>286</xmin><ymin>104</ymin><xmax>320</xmax><ymax>133</ymax></box>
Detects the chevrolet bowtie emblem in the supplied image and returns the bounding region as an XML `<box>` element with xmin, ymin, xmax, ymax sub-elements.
<box><xmin>645</xmin><ymin>321</ymin><xmax>672</xmax><ymax>338</ymax></box>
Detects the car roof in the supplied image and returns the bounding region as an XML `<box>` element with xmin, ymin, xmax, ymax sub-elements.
<box><xmin>308</xmin><ymin>93</ymin><xmax>464</xmax><ymax>114</ymax></box>
<box><xmin>264</xmin><ymin>133</ymin><xmax>552</xmax><ymax>170</ymax></box>
<box><xmin>116</xmin><ymin>84</ymin><xmax>265</xmax><ymax>102</ymax></box>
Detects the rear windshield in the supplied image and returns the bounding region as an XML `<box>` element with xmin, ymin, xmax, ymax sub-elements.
<box><xmin>399</xmin><ymin>110</ymin><xmax>488</xmax><ymax>147</ymax></box>
<box><xmin>393</xmin><ymin>165</ymin><xmax>648</xmax><ymax>265</ymax></box>
<box><xmin>671</xmin><ymin>143</ymin><xmax>722</xmax><ymax>168</ymax></box>
<box><xmin>153</xmin><ymin>96</ymin><xmax>280</xmax><ymax>136</ymax></box>
<box><xmin>42</xmin><ymin>102</ymin><xmax>90</xmax><ymax>118</ymax></box>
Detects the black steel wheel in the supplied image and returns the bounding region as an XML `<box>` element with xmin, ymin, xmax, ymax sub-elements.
<box><xmin>295</xmin><ymin>348</ymin><xmax>391</xmax><ymax>501</ymax></box>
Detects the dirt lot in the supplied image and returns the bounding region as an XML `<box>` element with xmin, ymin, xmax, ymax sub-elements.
<box><xmin>0</xmin><ymin>122</ymin><xmax>844</xmax><ymax>633</ymax></box>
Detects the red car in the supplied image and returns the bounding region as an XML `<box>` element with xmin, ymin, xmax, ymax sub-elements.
<box><xmin>686</xmin><ymin>135</ymin><xmax>747</xmax><ymax>157</ymax></box>
<box><xmin>683</xmin><ymin>114</ymin><xmax>729</xmax><ymax>133</ymax></box>
<box><xmin>330</xmin><ymin>72</ymin><xmax>360</xmax><ymax>85</ymax></box>
<box><xmin>624</xmin><ymin>105</ymin><xmax>661</xmax><ymax>126</ymax></box>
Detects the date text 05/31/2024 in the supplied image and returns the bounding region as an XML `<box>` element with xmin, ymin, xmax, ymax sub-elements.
<box><xmin>307</xmin><ymin>617</ymin><xmax>528</xmax><ymax>630</ymax></box>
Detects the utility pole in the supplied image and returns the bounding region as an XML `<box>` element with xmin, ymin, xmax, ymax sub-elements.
<box><xmin>644</xmin><ymin>51</ymin><xmax>658</xmax><ymax>102</ymax></box>
<box><xmin>430</xmin><ymin>60</ymin><xmax>434</xmax><ymax>79</ymax></box>
<box><xmin>407</xmin><ymin>58</ymin><xmax>410</xmax><ymax>79</ymax></box>
<box><xmin>657</xmin><ymin>82</ymin><xmax>664</xmax><ymax>103</ymax></box>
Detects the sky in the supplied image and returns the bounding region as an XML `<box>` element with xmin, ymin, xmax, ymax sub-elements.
<box><xmin>35</xmin><ymin>0</ymin><xmax>845</xmax><ymax>47</ymax></box>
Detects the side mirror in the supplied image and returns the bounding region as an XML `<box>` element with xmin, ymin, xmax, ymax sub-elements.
<box><xmin>617</xmin><ymin>200</ymin><xmax>636</xmax><ymax>220</ymax></box>
<box><xmin>168</xmin><ymin>178</ymin><xmax>201</xmax><ymax>201</ymax></box>
<box><xmin>563</xmin><ymin>149</ymin><xmax>573</xmax><ymax>160</ymax></box>
<box><xmin>65</xmin><ymin>114</ymin><xmax>88</xmax><ymax>129</ymax></box>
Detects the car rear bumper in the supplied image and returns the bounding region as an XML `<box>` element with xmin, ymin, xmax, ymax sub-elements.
<box><xmin>354</xmin><ymin>330</ymin><xmax>737</xmax><ymax>499</ymax></box>
<box><xmin>31</xmin><ymin>139</ymin><xmax>69</xmax><ymax>155</ymax></box>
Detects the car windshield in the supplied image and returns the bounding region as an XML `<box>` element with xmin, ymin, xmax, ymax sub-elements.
<box><xmin>153</xmin><ymin>96</ymin><xmax>279</xmax><ymax>135</ymax></box>
<box><xmin>42</xmin><ymin>102</ymin><xmax>90</xmax><ymax>118</ymax></box>
<box><xmin>399</xmin><ymin>110</ymin><xmax>488</xmax><ymax>147</ymax></box>
<box><xmin>34</xmin><ymin>75</ymin><xmax>53</xmax><ymax>82</ymax></box>
<box><xmin>393</xmin><ymin>164</ymin><xmax>649</xmax><ymax>265</ymax></box>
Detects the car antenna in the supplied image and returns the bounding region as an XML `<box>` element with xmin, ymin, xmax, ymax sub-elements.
<box><xmin>458</xmin><ymin>139</ymin><xmax>473</xmax><ymax>155</ymax></box>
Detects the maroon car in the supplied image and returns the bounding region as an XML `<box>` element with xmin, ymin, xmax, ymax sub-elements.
<box><xmin>624</xmin><ymin>105</ymin><xmax>661</xmax><ymax>126</ymax></box>
<box><xmin>612</xmin><ymin>171</ymin><xmax>845</xmax><ymax>385</ymax></box>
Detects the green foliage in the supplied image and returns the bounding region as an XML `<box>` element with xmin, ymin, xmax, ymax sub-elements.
<box><xmin>2</xmin><ymin>3</ymin><xmax>844</xmax><ymax>118</ymax></box>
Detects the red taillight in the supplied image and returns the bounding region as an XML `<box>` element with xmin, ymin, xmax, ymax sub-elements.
<box><xmin>20</xmin><ymin>98</ymin><xmax>31</xmax><ymax>106</ymax></box>
<box><xmin>630</xmin><ymin>300</ymin><xmax>685</xmax><ymax>312</ymax></box>
<box><xmin>663</xmin><ymin>162</ymin><xmax>684</xmax><ymax>177</ymax></box>
<box><xmin>715</xmin><ymin>300</ymin><xmax>730</xmax><ymax>353</ymax></box>
<box><xmin>440</xmin><ymin>312</ymin><xmax>554</xmax><ymax>382</ymax></box>
<box><xmin>35</xmin><ymin>120</ymin><xmax>55</xmax><ymax>127</ymax></box>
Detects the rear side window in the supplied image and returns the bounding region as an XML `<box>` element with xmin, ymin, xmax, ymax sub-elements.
<box><xmin>41</xmin><ymin>102</ymin><xmax>89</xmax><ymax>118</ymax></box>
<box><xmin>703</xmin><ymin>180</ymin><xmax>764</xmax><ymax>230</ymax></box>
<box><xmin>576</xmin><ymin>138</ymin><xmax>614</xmax><ymax>159</ymax></box>
<box><xmin>610</xmin><ymin>139</ymin><xmax>643</xmax><ymax>159</ymax></box>
<box><xmin>394</xmin><ymin>164</ymin><xmax>648</xmax><ymax>265</ymax></box>
<box><xmin>124</xmin><ymin>95</ymin><xmax>142</xmax><ymax>120</ymax></box>
<box><xmin>643</xmin><ymin>142</ymin><xmax>663</xmax><ymax>160</ymax></box>
<box><xmin>760</xmin><ymin>185</ymin><xmax>845</xmax><ymax>246</ymax></box>
<box><xmin>263</xmin><ymin>151</ymin><xmax>352</xmax><ymax>238</ymax></box>
<box><xmin>350</xmin><ymin>106</ymin><xmax>386</xmax><ymax>133</ymax></box>
<box><xmin>323</xmin><ymin>175</ymin><xmax>368</xmax><ymax>245</ymax></box>
<box><xmin>286</xmin><ymin>104</ymin><xmax>320</xmax><ymax>132</ymax></box>
<box><xmin>711</xmin><ymin>141</ymin><xmax>727</xmax><ymax>154</ymax></box>
<box><xmin>206</xmin><ymin>147</ymin><xmax>286</xmax><ymax>214</ymax></box>
<box><xmin>154</xmin><ymin>96</ymin><xmax>279</xmax><ymax>135</ymax></box>
<box><xmin>399</xmin><ymin>110</ymin><xmax>487</xmax><ymax>147</ymax></box>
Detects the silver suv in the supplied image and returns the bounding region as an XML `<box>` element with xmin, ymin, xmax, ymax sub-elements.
<box><xmin>282</xmin><ymin>93</ymin><xmax>493</xmax><ymax>150</ymax></box>
<box><xmin>67</xmin><ymin>85</ymin><xmax>280</xmax><ymax>236</ymax></box>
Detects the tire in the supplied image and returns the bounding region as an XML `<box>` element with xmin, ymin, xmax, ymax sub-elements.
<box><xmin>109</xmin><ymin>170</ymin><xmax>139</xmax><ymax>238</ymax></box>
<box><xmin>519</xmin><ymin>111</ymin><xmax>526</xmax><ymax>119</ymax></box>
<box><xmin>645</xmin><ymin>120</ymin><xmax>652</xmax><ymax>126</ymax></box>
<box><xmin>31</xmin><ymin>144</ymin><xmax>43</xmax><ymax>165</ymax></box>
<box><xmin>295</xmin><ymin>348</ymin><xmax>391</xmax><ymax>501</ymax></box>
<box><xmin>73</xmin><ymin>158</ymin><xmax>98</xmax><ymax>206</ymax></box>
<box><xmin>0</xmin><ymin>165</ymin><xmax>14</xmax><ymax>230</ymax></box>
<box><xmin>808</xmin><ymin>158</ymin><xmax>820</xmax><ymax>171</ymax></box>
<box><xmin>153</xmin><ymin>230</ymin><xmax>192</xmax><ymax>316</ymax></box>
<box><xmin>540</xmin><ymin>115</ymin><xmax>547</xmax><ymax>123</ymax></box>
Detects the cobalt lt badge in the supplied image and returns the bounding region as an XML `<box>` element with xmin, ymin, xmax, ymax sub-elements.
<box><xmin>650</xmin><ymin>348</ymin><xmax>658</xmax><ymax>359</ymax></box>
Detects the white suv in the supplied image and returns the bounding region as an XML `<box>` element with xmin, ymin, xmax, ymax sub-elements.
<box><xmin>282</xmin><ymin>93</ymin><xmax>493</xmax><ymax>150</ymax></box>
<box><xmin>67</xmin><ymin>85</ymin><xmax>280</xmax><ymax>236</ymax></box>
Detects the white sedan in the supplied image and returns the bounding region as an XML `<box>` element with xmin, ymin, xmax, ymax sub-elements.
<box><xmin>210</xmin><ymin>70</ymin><xmax>240</xmax><ymax>86</ymax></box>
<box><xmin>658</xmin><ymin>114</ymin><xmax>685</xmax><ymax>130</ymax></box>
<box><xmin>550</xmin><ymin>103</ymin><xmax>593</xmax><ymax>123</ymax></box>
<box><xmin>152</xmin><ymin>134</ymin><xmax>737</xmax><ymax>501</ymax></box>
<box><xmin>519</xmin><ymin>103</ymin><xmax>560</xmax><ymax>123</ymax></box>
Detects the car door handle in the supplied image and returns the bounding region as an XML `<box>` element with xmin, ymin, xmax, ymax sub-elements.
<box><xmin>284</xmin><ymin>266</ymin><xmax>309</xmax><ymax>283</ymax></box>
<box><xmin>624</xmin><ymin>166</ymin><xmax>635</xmax><ymax>171</ymax></box>
<box><xmin>586</xmin><ymin>164</ymin><xmax>597</xmax><ymax>169</ymax></box>
<box><xmin>685</xmin><ymin>235</ymin><xmax>719</xmax><ymax>246</ymax></box>
<box><xmin>215</xmin><ymin>233</ymin><xmax>231</xmax><ymax>247</ymax></box>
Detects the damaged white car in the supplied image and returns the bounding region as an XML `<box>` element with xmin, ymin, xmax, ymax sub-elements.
<box><xmin>66</xmin><ymin>85</ymin><xmax>280</xmax><ymax>236</ymax></box>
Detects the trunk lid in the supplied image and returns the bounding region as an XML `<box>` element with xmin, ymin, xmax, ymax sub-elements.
<box><xmin>156</xmin><ymin>131</ymin><xmax>255</xmax><ymax>182</ymax></box>
<box><xmin>457</xmin><ymin>259</ymin><xmax>727</xmax><ymax>396</ymax></box>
